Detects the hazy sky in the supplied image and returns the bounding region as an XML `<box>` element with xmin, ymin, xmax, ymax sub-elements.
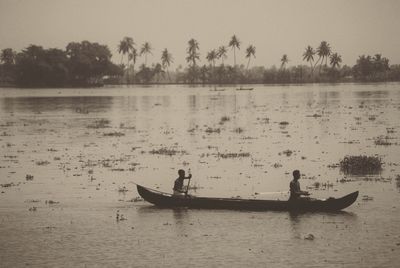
<box><xmin>1</xmin><ymin>0</ymin><xmax>399</xmax><ymax>68</ymax></box>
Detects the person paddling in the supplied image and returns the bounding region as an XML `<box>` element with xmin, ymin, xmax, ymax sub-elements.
<box><xmin>173</xmin><ymin>169</ymin><xmax>192</xmax><ymax>196</ymax></box>
<box><xmin>289</xmin><ymin>170</ymin><xmax>310</xmax><ymax>201</ymax></box>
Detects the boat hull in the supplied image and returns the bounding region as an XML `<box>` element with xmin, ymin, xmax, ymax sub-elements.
<box><xmin>136</xmin><ymin>185</ymin><xmax>358</xmax><ymax>212</ymax></box>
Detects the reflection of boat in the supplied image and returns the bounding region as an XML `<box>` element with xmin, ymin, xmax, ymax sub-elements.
<box><xmin>236</xmin><ymin>87</ymin><xmax>254</xmax><ymax>91</ymax></box>
<box><xmin>136</xmin><ymin>185</ymin><xmax>358</xmax><ymax>212</ymax></box>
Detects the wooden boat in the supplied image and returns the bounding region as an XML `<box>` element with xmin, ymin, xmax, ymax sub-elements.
<box><xmin>136</xmin><ymin>185</ymin><xmax>358</xmax><ymax>212</ymax></box>
<box><xmin>236</xmin><ymin>87</ymin><xmax>254</xmax><ymax>91</ymax></box>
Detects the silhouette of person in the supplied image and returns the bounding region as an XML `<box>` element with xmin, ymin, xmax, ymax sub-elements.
<box><xmin>289</xmin><ymin>170</ymin><xmax>310</xmax><ymax>201</ymax></box>
<box><xmin>173</xmin><ymin>169</ymin><xmax>192</xmax><ymax>196</ymax></box>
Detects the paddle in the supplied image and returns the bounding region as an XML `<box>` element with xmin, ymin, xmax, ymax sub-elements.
<box><xmin>185</xmin><ymin>169</ymin><xmax>191</xmax><ymax>197</ymax></box>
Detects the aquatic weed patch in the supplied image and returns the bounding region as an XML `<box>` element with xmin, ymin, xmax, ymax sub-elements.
<box><xmin>218</xmin><ymin>152</ymin><xmax>250</xmax><ymax>159</ymax></box>
<box><xmin>103</xmin><ymin>131</ymin><xmax>125</xmax><ymax>137</ymax></box>
<box><xmin>149</xmin><ymin>148</ymin><xmax>188</xmax><ymax>156</ymax></box>
<box><xmin>87</xmin><ymin>119</ymin><xmax>110</xmax><ymax>129</ymax></box>
<box><xmin>339</xmin><ymin>155</ymin><xmax>383</xmax><ymax>175</ymax></box>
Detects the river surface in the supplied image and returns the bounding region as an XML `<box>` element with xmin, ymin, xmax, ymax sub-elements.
<box><xmin>0</xmin><ymin>83</ymin><xmax>400</xmax><ymax>267</ymax></box>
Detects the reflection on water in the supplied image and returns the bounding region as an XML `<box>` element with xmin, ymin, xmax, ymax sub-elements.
<box><xmin>0</xmin><ymin>84</ymin><xmax>400</xmax><ymax>267</ymax></box>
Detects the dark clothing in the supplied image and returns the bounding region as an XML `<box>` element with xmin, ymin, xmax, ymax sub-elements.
<box><xmin>289</xmin><ymin>179</ymin><xmax>301</xmax><ymax>200</ymax></box>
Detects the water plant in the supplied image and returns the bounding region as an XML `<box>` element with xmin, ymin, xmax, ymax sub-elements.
<box><xmin>149</xmin><ymin>148</ymin><xmax>187</xmax><ymax>156</ymax></box>
<box><xmin>339</xmin><ymin>155</ymin><xmax>382</xmax><ymax>175</ymax></box>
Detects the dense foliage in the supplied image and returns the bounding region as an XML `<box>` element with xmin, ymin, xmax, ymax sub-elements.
<box><xmin>0</xmin><ymin>41</ymin><xmax>122</xmax><ymax>87</ymax></box>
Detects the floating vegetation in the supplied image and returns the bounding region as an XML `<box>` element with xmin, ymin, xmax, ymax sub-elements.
<box><xmin>374</xmin><ymin>136</ymin><xmax>394</xmax><ymax>146</ymax></box>
<box><xmin>280</xmin><ymin>150</ymin><xmax>293</xmax><ymax>157</ymax></box>
<box><xmin>219</xmin><ymin>116</ymin><xmax>230</xmax><ymax>124</ymax></box>
<box><xmin>259</xmin><ymin>117</ymin><xmax>270</xmax><ymax>124</ymax></box>
<box><xmin>279</xmin><ymin>121</ymin><xmax>289</xmax><ymax>125</ymax></box>
<box><xmin>25</xmin><ymin>174</ymin><xmax>34</xmax><ymax>181</ymax></box>
<box><xmin>36</xmin><ymin>160</ymin><xmax>50</xmax><ymax>166</ymax></box>
<box><xmin>306</xmin><ymin>114</ymin><xmax>322</xmax><ymax>118</ymax></box>
<box><xmin>119</xmin><ymin>123</ymin><xmax>135</xmax><ymax>130</ymax></box>
<box><xmin>118</xmin><ymin>186</ymin><xmax>128</xmax><ymax>193</ymax></box>
<box><xmin>1</xmin><ymin>183</ymin><xmax>15</xmax><ymax>188</ymax></box>
<box><xmin>87</xmin><ymin>119</ymin><xmax>110</xmax><ymax>129</ymax></box>
<box><xmin>339</xmin><ymin>155</ymin><xmax>383</xmax><ymax>175</ymax></box>
<box><xmin>45</xmin><ymin>200</ymin><xmax>59</xmax><ymax>204</ymax></box>
<box><xmin>149</xmin><ymin>148</ymin><xmax>187</xmax><ymax>156</ymax></box>
<box><xmin>205</xmin><ymin>127</ymin><xmax>221</xmax><ymax>134</ymax></box>
<box><xmin>308</xmin><ymin>181</ymin><xmax>334</xmax><ymax>190</ymax></box>
<box><xmin>304</xmin><ymin>234</ymin><xmax>315</xmax><ymax>241</ymax></box>
<box><xmin>103</xmin><ymin>131</ymin><xmax>125</xmax><ymax>137</ymax></box>
<box><xmin>362</xmin><ymin>195</ymin><xmax>374</xmax><ymax>201</ymax></box>
<box><xmin>218</xmin><ymin>152</ymin><xmax>250</xmax><ymax>159</ymax></box>
<box><xmin>234</xmin><ymin>127</ymin><xmax>244</xmax><ymax>134</ymax></box>
<box><xmin>273</xmin><ymin>163</ymin><xmax>282</xmax><ymax>168</ymax></box>
<box><xmin>28</xmin><ymin>207</ymin><xmax>37</xmax><ymax>212</ymax></box>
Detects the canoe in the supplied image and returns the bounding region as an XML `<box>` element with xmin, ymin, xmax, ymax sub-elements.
<box><xmin>136</xmin><ymin>185</ymin><xmax>359</xmax><ymax>212</ymax></box>
<box><xmin>236</xmin><ymin>87</ymin><xmax>254</xmax><ymax>91</ymax></box>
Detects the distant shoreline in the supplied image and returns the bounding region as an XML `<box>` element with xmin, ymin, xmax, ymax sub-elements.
<box><xmin>1</xmin><ymin>80</ymin><xmax>399</xmax><ymax>89</ymax></box>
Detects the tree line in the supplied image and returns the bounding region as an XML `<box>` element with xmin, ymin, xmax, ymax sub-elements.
<box><xmin>0</xmin><ymin>41</ymin><xmax>121</xmax><ymax>87</ymax></box>
<box><xmin>1</xmin><ymin>36</ymin><xmax>400</xmax><ymax>87</ymax></box>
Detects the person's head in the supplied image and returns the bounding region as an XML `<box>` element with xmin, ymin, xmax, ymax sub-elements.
<box><xmin>293</xmin><ymin>170</ymin><xmax>300</xmax><ymax>180</ymax></box>
<box><xmin>178</xmin><ymin>169</ymin><xmax>185</xmax><ymax>178</ymax></box>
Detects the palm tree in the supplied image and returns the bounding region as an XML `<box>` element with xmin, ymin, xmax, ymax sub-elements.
<box><xmin>330</xmin><ymin>52</ymin><xmax>342</xmax><ymax>69</ymax></box>
<box><xmin>128</xmin><ymin>48</ymin><xmax>138</xmax><ymax>83</ymax></box>
<box><xmin>302</xmin><ymin>45</ymin><xmax>315</xmax><ymax>75</ymax></box>
<box><xmin>280</xmin><ymin>54</ymin><xmax>289</xmax><ymax>69</ymax></box>
<box><xmin>186</xmin><ymin>39</ymin><xmax>200</xmax><ymax>67</ymax></box>
<box><xmin>153</xmin><ymin>63</ymin><xmax>165</xmax><ymax>83</ymax></box>
<box><xmin>118</xmin><ymin>37</ymin><xmax>134</xmax><ymax>65</ymax></box>
<box><xmin>140</xmin><ymin>42</ymin><xmax>152</xmax><ymax>66</ymax></box>
<box><xmin>206</xmin><ymin>49</ymin><xmax>218</xmax><ymax>82</ymax></box>
<box><xmin>245</xmin><ymin>45</ymin><xmax>256</xmax><ymax>69</ymax></box>
<box><xmin>161</xmin><ymin>48</ymin><xmax>173</xmax><ymax>81</ymax></box>
<box><xmin>316</xmin><ymin>41</ymin><xmax>331</xmax><ymax>72</ymax></box>
<box><xmin>228</xmin><ymin>35</ymin><xmax>241</xmax><ymax>66</ymax></box>
<box><xmin>217</xmin><ymin>46</ymin><xmax>227</xmax><ymax>65</ymax></box>
<box><xmin>206</xmin><ymin>49</ymin><xmax>217</xmax><ymax>68</ymax></box>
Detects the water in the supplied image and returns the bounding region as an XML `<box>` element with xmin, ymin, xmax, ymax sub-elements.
<box><xmin>0</xmin><ymin>83</ymin><xmax>399</xmax><ymax>267</ymax></box>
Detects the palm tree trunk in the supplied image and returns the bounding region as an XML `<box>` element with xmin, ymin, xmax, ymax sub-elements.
<box><xmin>233</xmin><ymin>48</ymin><xmax>236</xmax><ymax>66</ymax></box>
<box><xmin>132</xmin><ymin>65</ymin><xmax>135</xmax><ymax>84</ymax></box>
<box><xmin>167</xmin><ymin>69</ymin><xmax>171</xmax><ymax>82</ymax></box>
<box><xmin>247</xmin><ymin>57</ymin><xmax>250</xmax><ymax>70</ymax></box>
<box><xmin>126</xmin><ymin>58</ymin><xmax>130</xmax><ymax>84</ymax></box>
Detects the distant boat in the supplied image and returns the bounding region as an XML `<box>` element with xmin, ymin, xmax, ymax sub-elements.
<box><xmin>136</xmin><ymin>184</ymin><xmax>358</xmax><ymax>212</ymax></box>
<box><xmin>236</xmin><ymin>87</ymin><xmax>254</xmax><ymax>91</ymax></box>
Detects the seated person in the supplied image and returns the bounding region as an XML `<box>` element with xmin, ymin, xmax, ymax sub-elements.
<box><xmin>173</xmin><ymin>169</ymin><xmax>192</xmax><ymax>196</ymax></box>
<box><xmin>289</xmin><ymin>170</ymin><xmax>310</xmax><ymax>201</ymax></box>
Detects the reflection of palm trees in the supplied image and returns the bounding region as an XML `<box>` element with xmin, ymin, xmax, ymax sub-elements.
<box><xmin>229</xmin><ymin>35</ymin><xmax>241</xmax><ymax>66</ymax></box>
<box><xmin>161</xmin><ymin>48</ymin><xmax>173</xmax><ymax>82</ymax></box>
<box><xmin>140</xmin><ymin>42</ymin><xmax>152</xmax><ymax>66</ymax></box>
<box><xmin>217</xmin><ymin>46</ymin><xmax>227</xmax><ymax>65</ymax></box>
<box><xmin>303</xmin><ymin>45</ymin><xmax>315</xmax><ymax>75</ymax></box>
<box><xmin>245</xmin><ymin>45</ymin><xmax>256</xmax><ymax>69</ymax></box>
<box><xmin>330</xmin><ymin>53</ymin><xmax>342</xmax><ymax>69</ymax></box>
<box><xmin>280</xmin><ymin>54</ymin><xmax>289</xmax><ymax>69</ymax></box>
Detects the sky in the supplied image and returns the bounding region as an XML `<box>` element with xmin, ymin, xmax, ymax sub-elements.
<box><xmin>1</xmin><ymin>0</ymin><xmax>400</xmax><ymax>69</ymax></box>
